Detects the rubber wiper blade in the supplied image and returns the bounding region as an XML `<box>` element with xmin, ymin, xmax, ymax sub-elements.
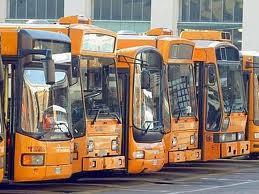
<box><xmin>175</xmin><ymin>110</ymin><xmax>181</xmax><ymax>123</ymax></box>
<box><xmin>227</xmin><ymin>104</ymin><xmax>232</xmax><ymax>116</ymax></box>
<box><xmin>91</xmin><ymin>109</ymin><xmax>100</xmax><ymax>125</ymax></box>
<box><xmin>55</xmin><ymin>122</ymin><xmax>72</xmax><ymax>138</ymax></box>
<box><xmin>109</xmin><ymin>113</ymin><xmax>122</xmax><ymax>124</ymax></box>
<box><xmin>143</xmin><ymin>121</ymin><xmax>159</xmax><ymax>133</ymax></box>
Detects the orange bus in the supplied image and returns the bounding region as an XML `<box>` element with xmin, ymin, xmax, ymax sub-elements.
<box><xmin>117</xmin><ymin>46</ymin><xmax>169</xmax><ymax>173</ymax></box>
<box><xmin>241</xmin><ymin>51</ymin><xmax>259</xmax><ymax>158</ymax></box>
<box><xmin>68</xmin><ymin>24</ymin><xmax>125</xmax><ymax>174</ymax></box>
<box><xmin>0</xmin><ymin>29</ymin><xmax>74</xmax><ymax>182</ymax></box>
<box><xmin>181</xmin><ymin>31</ymin><xmax>249</xmax><ymax>160</ymax></box>
<box><xmin>117</xmin><ymin>33</ymin><xmax>201</xmax><ymax>164</ymax></box>
<box><xmin>0</xmin><ymin>19</ymin><xmax>125</xmax><ymax>175</ymax></box>
<box><xmin>0</xmin><ymin>55</ymin><xmax>3</xmax><ymax>182</ymax></box>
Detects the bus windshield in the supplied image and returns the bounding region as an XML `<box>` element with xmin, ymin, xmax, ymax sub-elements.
<box><xmin>21</xmin><ymin>64</ymin><xmax>72</xmax><ymax>141</ymax></box>
<box><xmin>81</xmin><ymin>57</ymin><xmax>121</xmax><ymax>123</ymax></box>
<box><xmin>253</xmin><ymin>71</ymin><xmax>259</xmax><ymax>123</ymax></box>
<box><xmin>133</xmin><ymin>51</ymin><xmax>163</xmax><ymax>132</ymax></box>
<box><xmin>168</xmin><ymin>64</ymin><xmax>196</xmax><ymax>118</ymax></box>
<box><xmin>218</xmin><ymin>61</ymin><xmax>246</xmax><ymax>113</ymax></box>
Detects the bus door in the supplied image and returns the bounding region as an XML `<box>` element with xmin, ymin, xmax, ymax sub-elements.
<box><xmin>0</xmin><ymin>56</ymin><xmax>4</xmax><ymax>182</ymax></box>
<box><xmin>117</xmin><ymin>69</ymin><xmax>130</xmax><ymax>168</ymax></box>
<box><xmin>197</xmin><ymin>62</ymin><xmax>222</xmax><ymax>160</ymax></box>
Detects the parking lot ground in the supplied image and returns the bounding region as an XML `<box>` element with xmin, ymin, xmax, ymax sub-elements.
<box><xmin>0</xmin><ymin>159</ymin><xmax>259</xmax><ymax>193</ymax></box>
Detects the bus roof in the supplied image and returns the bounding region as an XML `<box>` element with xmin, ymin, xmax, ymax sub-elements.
<box><xmin>0</xmin><ymin>23</ymin><xmax>117</xmax><ymax>57</ymax></box>
<box><xmin>1</xmin><ymin>29</ymin><xmax>70</xmax><ymax>56</ymax></box>
<box><xmin>193</xmin><ymin>40</ymin><xmax>234</xmax><ymax>49</ymax></box>
<box><xmin>117</xmin><ymin>46</ymin><xmax>159</xmax><ymax>68</ymax></box>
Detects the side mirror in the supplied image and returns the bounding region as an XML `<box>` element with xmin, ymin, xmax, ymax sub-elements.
<box><xmin>141</xmin><ymin>70</ymin><xmax>150</xmax><ymax>89</ymax></box>
<box><xmin>208</xmin><ymin>66</ymin><xmax>216</xmax><ymax>86</ymax></box>
<box><xmin>72</xmin><ymin>56</ymin><xmax>80</xmax><ymax>78</ymax></box>
<box><xmin>43</xmin><ymin>59</ymin><xmax>55</xmax><ymax>85</ymax></box>
<box><xmin>67</xmin><ymin>65</ymin><xmax>73</xmax><ymax>86</ymax></box>
<box><xmin>0</xmin><ymin>57</ymin><xmax>4</xmax><ymax>90</ymax></box>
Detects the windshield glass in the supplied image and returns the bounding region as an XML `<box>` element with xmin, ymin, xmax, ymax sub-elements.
<box><xmin>253</xmin><ymin>71</ymin><xmax>259</xmax><ymax>122</ymax></box>
<box><xmin>133</xmin><ymin>51</ymin><xmax>163</xmax><ymax>131</ymax></box>
<box><xmin>80</xmin><ymin>57</ymin><xmax>120</xmax><ymax>122</ymax></box>
<box><xmin>168</xmin><ymin>64</ymin><xmax>196</xmax><ymax>118</ymax></box>
<box><xmin>21</xmin><ymin>66</ymin><xmax>71</xmax><ymax>141</ymax></box>
<box><xmin>218</xmin><ymin>62</ymin><xmax>246</xmax><ymax>113</ymax></box>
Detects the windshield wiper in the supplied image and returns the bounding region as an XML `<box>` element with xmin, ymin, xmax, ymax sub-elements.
<box><xmin>55</xmin><ymin>122</ymin><xmax>73</xmax><ymax>138</ymax></box>
<box><xmin>91</xmin><ymin>105</ymin><xmax>110</xmax><ymax>124</ymax></box>
<box><xmin>92</xmin><ymin>109</ymin><xmax>101</xmax><ymax>124</ymax></box>
<box><xmin>175</xmin><ymin>110</ymin><xmax>182</xmax><ymax>123</ymax></box>
<box><xmin>227</xmin><ymin>104</ymin><xmax>233</xmax><ymax>116</ymax></box>
<box><xmin>108</xmin><ymin>113</ymin><xmax>122</xmax><ymax>124</ymax></box>
<box><xmin>143</xmin><ymin>121</ymin><xmax>159</xmax><ymax>133</ymax></box>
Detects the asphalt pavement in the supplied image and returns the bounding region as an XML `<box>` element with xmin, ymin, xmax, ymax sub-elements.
<box><xmin>0</xmin><ymin>159</ymin><xmax>259</xmax><ymax>194</ymax></box>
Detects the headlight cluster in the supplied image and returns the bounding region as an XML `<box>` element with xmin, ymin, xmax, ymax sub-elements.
<box><xmin>217</xmin><ymin>132</ymin><xmax>245</xmax><ymax>143</ymax></box>
<box><xmin>87</xmin><ymin>140</ymin><xmax>94</xmax><ymax>152</ymax></box>
<box><xmin>133</xmin><ymin>150</ymin><xmax>145</xmax><ymax>159</ymax></box>
<box><xmin>190</xmin><ymin>135</ymin><xmax>196</xmax><ymax>145</ymax></box>
<box><xmin>172</xmin><ymin>137</ymin><xmax>177</xmax><ymax>147</ymax></box>
<box><xmin>237</xmin><ymin>132</ymin><xmax>245</xmax><ymax>141</ymax></box>
<box><xmin>222</xmin><ymin>117</ymin><xmax>230</xmax><ymax>131</ymax></box>
<box><xmin>111</xmin><ymin>139</ymin><xmax>119</xmax><ymax>151</ymax></box>
<box><xmin>22</xmin><ymin>154</ymin><xmax>44</xmax><ymax>166</ymax></box>
<box><xmin>219</xmin><ymin>133</ymin><xmax>236</xmax><ymax>142</ymax></box>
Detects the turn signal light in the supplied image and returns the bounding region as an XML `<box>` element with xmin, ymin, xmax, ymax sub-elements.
<box><xmin>22</xmin><ymin>154</ymin><xmax>44</xmax><ymax>166</ymax></box>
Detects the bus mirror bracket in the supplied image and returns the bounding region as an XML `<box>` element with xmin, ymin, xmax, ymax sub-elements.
<box><xmin>0</xmin><ymin>57</ymin><xmax>4</xmax><ymax>90</ymax></box>
<box><xmin>20</xmin><ymin>49</ymin><xmax>56</xmax><ymax>85</ymax></box>
<box><xmin>141</xmin><ymin>70</ymin><xmax>150</xmax><ymax>89</ymax></box>
<box><xmin>72</xmin><ymin>56</ymin><xmax>80</xmax><ymax>78</ymax></box>
<box><xmin>207</xmin><ymin>66</ymin><xmax>216</xmax><ymax>87</ymax></box>
<box><xmin>43</xmin><ymin>58</ymin><xmax>55</xmax><ymax>85</ymax></box>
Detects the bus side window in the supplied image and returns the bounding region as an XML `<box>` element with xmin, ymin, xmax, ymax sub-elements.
<box><xmin>206</xmin><ymin>65</ymin><xmax>221</xmax><ymax>131</ymax></box>
<box><xmin>70</xmin><ymin>77</ymin><xmax>86</xmax><ymax>137</ymax></box>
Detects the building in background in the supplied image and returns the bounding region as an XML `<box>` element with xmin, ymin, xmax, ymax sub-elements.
<box><xmin>177</xmin><ymin>0</ymin><xmax>243</xmax><ymax>49</ymax></box>
<box><xmin>242</xmin><ymin>0</ymin><xmax>259</xmax><ymax>51</ymax></box>
<box><xmin>0</xmin><ymin>0</ymin><xmax>244</xmax><ymax>48</ymax></box>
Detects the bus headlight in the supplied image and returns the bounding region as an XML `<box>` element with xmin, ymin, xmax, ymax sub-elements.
<box><xmin>237</xmin><ymin>132</ymin><xmax>245</xmax><ymax>141</ymax></box>
<box><xmin>22</xmin><ymin>154</ymin><xmax>44</xmax><ymax>166</ymax></box>
<box><xmin>172</xmin><ymin>137</ymin><xmax>177</xmax><ymax>147</ymax></box>
<box><xmin>222</xmin><ymin>117</ymin><xmax>230</xmax><ymax>131</ymax></box>
<box><xmin>220</xmin><ymin>134</ymin><xmax>226</xmax><ymax>142</ymax></box>
<box><xmin>111</xmin><ymin>139</ymin><xmax>118</xmax><ymax>151</ymax></box>
<box><xmin>87</xmin><ymin>140</ymin><xmax>94</xmax><ymax>152</ymax></box>
<box><xmin>254</xmin><ymin>132</ymin><xmax>259</xmax><ymax>139</ymax></box>
<box><xmin>133</xmin><ymin>150</ymin><xmax>145</xmax><ymax>159</ymax></box>
<box><xmin>190</xmin><ymin>135</ymin><xmax>195</xmax><ymax>145</ymax></box>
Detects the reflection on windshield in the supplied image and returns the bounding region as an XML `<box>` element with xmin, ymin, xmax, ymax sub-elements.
<box><xmin>168</xmin><ymin>64</ymin><xmax>196</xmax><ymax>117</ymax></box>
<box><xmin>254</xmin><ymin>73</ymin><xmax>259</xmax><ymax>122</ymax></box>
<box><xmin>21</xmin><ymin>68</ymin><xmax>71</xmax><ymax>140</ymax></box>
<box><xmin>80</xmin><ymin>57</ymin><xmax>120</xmax><ymax>122</ymax></box>
<box><xmin>218</xmin><ymin>62</ymin><xmax>245</xmax><ymax>113</ymax></box>
<box><xmin>206</xmin><ymin>65</ymin><xmax>222</xmax><ymax>131</ymax></box>
<box><xmin>133</xmin><ymin>54</ymin><xmax>162</xmax><ymax>131</ymax></box>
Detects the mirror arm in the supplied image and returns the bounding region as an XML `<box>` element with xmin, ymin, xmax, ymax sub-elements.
<box><xmin>19</xmin><ymin>49</ymin><xmax>52</xmax><ymax>59</ymax></box>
